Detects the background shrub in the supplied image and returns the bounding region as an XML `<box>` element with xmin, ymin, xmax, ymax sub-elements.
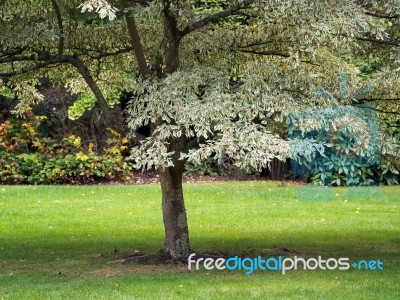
<box><xmin>0</xmin><ymin>115</ymin><xmax>135</xmax><ymax>184</ymax></box>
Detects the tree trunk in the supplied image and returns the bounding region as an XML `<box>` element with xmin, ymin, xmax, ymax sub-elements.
<box><xmin>159</xmin><ymin>160</ymin><xmax>190</xmax><ymax>259</ymax></box>
<box><xmin>270</xmin><ymin>158</ymin><xmax>288</xmax><ymax>180</ymax></box>
<box><xmin>158</xmin><ymin>2</ymin><xmax>188</xmax><ymax>259</ymax></box>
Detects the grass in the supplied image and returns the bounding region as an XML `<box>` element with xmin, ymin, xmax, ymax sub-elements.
<box><xmin>0</xmin><ymin>182</ymin><xmax>399</xmax><ymax>299</ymax></box>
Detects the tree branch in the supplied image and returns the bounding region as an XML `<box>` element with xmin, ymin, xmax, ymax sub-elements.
<box><xmin>66</xmin><ymin>46</ymin><xmax>134</xmax><ymax>60</ymax></box>
<box><xmin>355</xmin><ymin>36</ymin><xmax>400</xmax><ymax>47</ymax></box>
<box><xmin>365</xmin><ymin>11</ymin><xmax>399</xmax><ymax>19</ymax></box>
<box><xmin>163</xmin><ymin>0</ymin><xmax>180</xmax><ymax>73</ymax></box>
<box><xmin>65</xmin><ymin>55</ymin><xmax>113</xmax><ymax>127</ymax></box>
<box><xmin>180</xmin><ymin>0</ymin><xmax>256</xmax><ymax>36</ymax></box>
<box><xmin>357</xmin><ymin>105</ymin><xmax>400</xmax><ymax>116</ymax></box>
<box><xmin>359</xmin><ymin>98</ymin><xmax>400</xmax><ymax>102</ymax></box>
<box><xmin>0</xmin><ymin>55</ymin><xmax>40</xmax><ymax>64</ymax></box>
<box><xmin>121</xmin><ymin>0</ymin><xmax>151</xmax><ymax>77</ymax></box>
<box><xmin>234</xmin><ymin>49</ymin><xmax>320</xmax><ymax>66</ymax></box>
<box><xmin>50</xmin><ymin>0</ymin><xmax>65</xmax><ymax>56</ymax></box>
<box><xmin>131</xmin><ymin>130</ymin><xmax>147</xmax><ymax>144</ymax></box>
<box><xmin>0</xmin><ymin>47</ymin><xmax>27</xmax><ymax>58</ymax></box>
<box><xmin>237</xmin><ymin>49</ymin><xmax>290</xmax><ymax>58</ymax></box>
<box><xmin>0</xmin><ymin>55</ymin><xmax>64</xmax><ymax>76</ymax></box>
<box><xmin>94</xmin><ymin>47</ymin><xmax>134</xmax><ymax>59</ymax></box>
<box><xmin>0</xmin><ymin>53</ymin><xmax>114</xmax><ymax>128</ymax></box>
<box><xmin>282</xmin><ymin>88</ymin><xmax>310</xmax><ymax>98</ymax></box>
<box><xmin>236</xmin><ymin>40</ymin><xmax>294</xmax><ymax>49</ymax></box>
<box><xmin>187</xmin><ymin>136</ymin><xmax>205</xmax><ymax>150</ymax></box>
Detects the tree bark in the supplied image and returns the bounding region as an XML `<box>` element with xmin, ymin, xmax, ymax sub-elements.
<box><xmin>163</xmin><ymin>2</ymin><xmax>181</xmax><ymax>73</ymax></box>
<box><xmin>65</xmin><ymin>56</ymin><xmax>113</xmax><ymax>129</ymax></box>
<box><xmin>269</xmin><ymin>158</ymin><xmax>288</xmax><ymax>180</ymax></box>
<box><xmin>156</xmin><ymin>3</ymin><xmax>189</xmax><ymax>259</ymax></box>
<box><xmin>121</xmin><ymin>0</ymin><xmax>151</xmax><ymax>77</ymax></box>
<box><xmin>159</xmin><ymin>156</ymin><xmax>190</xmax><ymax>258</ymax></box>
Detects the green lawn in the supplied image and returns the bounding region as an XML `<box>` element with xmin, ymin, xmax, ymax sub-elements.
<box><xmin>0</xmin><ymin>182</ymin><xmax>399</xmax><ymax>299</ymax></box>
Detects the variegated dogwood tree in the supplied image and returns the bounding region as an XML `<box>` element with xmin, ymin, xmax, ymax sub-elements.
<box><xmin>1</xmin><ymin>0</ymin><xmax>399</xmax><ymax>258</ymax></box>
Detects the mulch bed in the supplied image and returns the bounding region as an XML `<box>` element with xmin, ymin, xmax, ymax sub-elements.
<box><xmin>116</xmin><ymin>246</ymin><xmax>302</xmax><ymax>265</ymax></box>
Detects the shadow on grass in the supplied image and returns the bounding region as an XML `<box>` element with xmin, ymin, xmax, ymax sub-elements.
<box><xmin>0</xmin><ymin>229</ymin><xmax>398</xmax><ymax>265</ymax></box>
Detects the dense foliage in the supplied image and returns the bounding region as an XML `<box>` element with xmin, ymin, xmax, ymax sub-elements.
<box><xmin>0</xmin><ymin>115</ymin><xmax>134</xmax><ymax>184</ymax></box>
<box><xmin>1</xmin><ymin>0</ymin><xmax>399</xmax><ymax>174</ymax></box>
